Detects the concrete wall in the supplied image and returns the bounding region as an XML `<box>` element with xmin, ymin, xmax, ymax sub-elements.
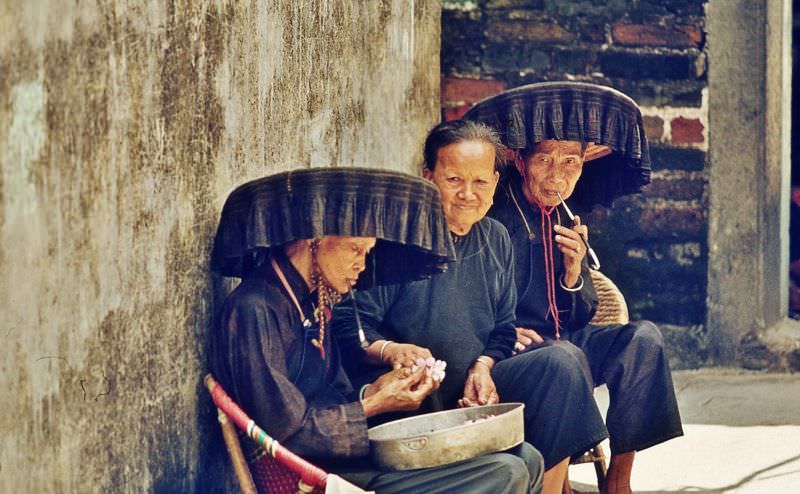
<box><xmin>0</xmin><ymin>1</ymin><xmax>440</xmax><ymax>492</ymax></box>
<box><xmin>707</xmin><ymin>0</ymin><xmax>797</xmax><ymax>369</ymax></box>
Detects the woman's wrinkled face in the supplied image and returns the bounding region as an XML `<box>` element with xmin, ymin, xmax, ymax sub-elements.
<box><xmin>316</xmin><ymin>236</ymin><xmax>376</xmax><ymax>293</ymax></box>
<box><xmin>518</xmin><ymin>139</ymin><xmax>585</xmax><ymax>208</ymax></box>
<box><xmin>424</xmin><ymin>139</ymin><xmax>499</xmax><ymax>236</ymax></box>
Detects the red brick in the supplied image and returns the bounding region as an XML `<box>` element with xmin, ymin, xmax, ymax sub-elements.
<box><xmin>670</xmin><ymin>117</ymin><xmax>705</xmax><ymax>144</ymax></box>
<box><xmin>677</xmin><ymin>25</ymin><xmax>704</xmax><ymax>46</ymax></box>
<box><xmin>643</xmin><ymin>115</ymin><xmax>664</xmax><ymax>141</ymax></box>
<box><xmin>486</xmin><ymin>19</ymin><xmax>574</xmax><ymax>43</ymax></box>
<box><xmin>444</xmin><ymin>104</ymin><xmax>471</xmax><ymax>122</ymax></box>
<box><xmin>612</xmin><ymin>23</ymin><xmax>703</xmax><ymax>48</ymax></box>
<box><xmin>442</xmin><ymin>76</ymin><xmax>505</xmax><ymax>106</ymax></box>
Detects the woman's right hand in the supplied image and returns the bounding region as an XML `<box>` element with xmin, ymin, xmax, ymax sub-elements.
<box><xmin>360</xmin><ymin>367</ymin><xmax>435</xmax><ymax>417</ymax></box>
<box><xmin>514</xmin><ymin>327</ymin><xmax>544</xmax><ymax>353</ymax></box>
<box><xmin>381</xmin><ymin>342</ymin><xmax>433</xmax><ymax>370</ymax></box>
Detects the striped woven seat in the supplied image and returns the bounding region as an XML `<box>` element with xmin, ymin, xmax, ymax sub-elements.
<box><xmin>589</xmin><ymin>270</ymin><xmax>629</xmax><ymax>326</ymax></box>
<box><xmin>206</xmin><ymin>375</ymin><xmax>327</xmax><ymax>494</ymax></box>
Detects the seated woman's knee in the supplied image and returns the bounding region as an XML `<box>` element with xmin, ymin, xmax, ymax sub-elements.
<box><xmin>550</xmin><ymin>339</ymin><xmax>585</xmax><ymax>363</ymax></box>
<box><xmin>484</xmin><ymin>452</ymin><xmax>533</xmax><ymax>492</ymax></box>
<box><xmin>630</xmin><ymin>320</ymin><xmax>665</xmax><ymax>352</ymax></box>
<box><xmin>540</xmin><ymin>343</ymin><xmax>592</xmax><ymax>384</ymax></box>
<box><xmin>516</xmin><ymin>442</ymin><xmax>544</xmax><ymax>493</ymax></box>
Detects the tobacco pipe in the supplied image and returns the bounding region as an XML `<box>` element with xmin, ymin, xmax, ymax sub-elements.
<box><xmin>557</xmin><ymin>192</ymin><xmax>600</xmax><ymax>270</ymax></box>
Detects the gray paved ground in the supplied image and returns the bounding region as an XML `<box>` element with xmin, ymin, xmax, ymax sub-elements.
<box><xmin>568</xmin><ymin>368</ymin><xmax>800</xmax><ymax>493</ymax></box>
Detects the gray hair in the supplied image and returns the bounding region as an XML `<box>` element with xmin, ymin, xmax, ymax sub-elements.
<box><xmin>423</xmin><ymin>120</ymin><xmax>506</xmax><ymax>171</ymax></box>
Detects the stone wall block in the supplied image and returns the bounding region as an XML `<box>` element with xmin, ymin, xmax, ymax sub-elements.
<box><xmin>635</xmin><ymin>203</ymin><xmax>706</xmax><ymax>239</ymax></box>
<box><xmin>442</xmin><ymin>9</ymin><xmax>484</xmax><ymax>39</ymax></box>
<box><xmin>551</xmin><ymin>47</ymin><xmax>598</xmax><ymax>75</ymax></box>
<box><xmin>602</xmin><ymin>199</ymin><xmax>707</xmax><ymax>241</ymax></box>
<box><xmin>442</xmin><ymin>46</ymin><xmax>484</xmax><ymax>76</ymax></box>
<box><xmin>680</xmin><ymin>24</ymin><xmax>704</xmax><ymax>46</ymax></box>
<box><xmin>644</xmin><ymin>115</ymin><xmax>665</xmax><ymax>140</ymax></box>
<box><xmin>599</xmin><ymin>50</ymin><xmax>703</xmax><ymax>81</ymax></box>
<box><xmin>445</xmin><ymin>104</ymin><xmax>470</xmax><ymax>121</ymax></box>
<box><xmin>612</xmin><ymin>23</ymin><xmax>704</xmax><ymax>48</ymax></box>
<box><xmin>442</xmin><ymin>76</ymin><xmax>505</xmax><ymax>106</ymax></box>
<box><xmin>670</xmin><ymin>116</ymin><xmax>705</xmax><ymax>144</ymax></box>
<box><xmin>544</xmin><ymin>0</ymin><xmax>629</xmax><ymax>19</ymax></box>
<box><xmin>485</xmin><ymin>19</ymin><xmax>575</xmax><ymax>43</ymax></box>
<box><xmin>482</xmin><ymin>42</ymin><xmax>550</xmax><ymax>73</ymax></box>
<box><xmin>632</xmin><ymin>0</ymin><xmax>706</xmax><ymax>17</ymax></box>
<box><xmin>646</xmin><ymin>173</ymin><xmax>707</xmax><ymax>201</ymax></box>
<box><xmin>617</xmin><ymin>275</ymin><xmax>706</xmax><ymax>325</ymax></box>
<box><xmin>650</xmin><ymin>146</ymin><xmax>707</xmax><ymax>171</ymax></box>
<box><xmin>485</xmin><ymin>0</ymin><xmax>544</xmax><ymax>9</ymax></box>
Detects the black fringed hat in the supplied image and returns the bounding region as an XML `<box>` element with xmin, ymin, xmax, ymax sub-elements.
<box><xmin>210</xmin><ymin>167</ymin><xmax>457</xmax><ymax>286</ymax></box>
<box><xmin>463</xmin><ymin>81</ymin><xmax>651</xmax><ymax>207</ymax></box>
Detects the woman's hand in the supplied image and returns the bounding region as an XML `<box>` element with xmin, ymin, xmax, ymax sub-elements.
<box><xmin>458</xmin><ymin>359</ymin><xmax>499</xmax><ymax>408</ymax></box>
<box><xmin>514</xmin><ymin>327</ymin><xmax>544</xmax><ymax>353</ymax></box>
<box><xmin>381</xmin><ymin>342</ymin><xmax>434</xmax><ymax>370</ymax></box>
<box><xmin>554</xmin><ymin>215</ymin><xmax>589</xmax><ymax>288</ymax></box>
<box><xmin>361</xmin><ymin>367</ymin><xmax>435</xmax><ymax>417</ymax></box>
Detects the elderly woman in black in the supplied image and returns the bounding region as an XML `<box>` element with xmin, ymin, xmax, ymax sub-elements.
<box><xmin>210</xmin><ymin>168</ymin><xmax>543</xmax><ymax>494</ymax></box>
<box><xmin>332</xmin><ymin>125</ymin><xmax>608</xmax><ymax>494</ymax></box>
<box><xmin>465</xmin><ymin>82</ymin><xmax>684</xmax><ymax>494</ymax></box>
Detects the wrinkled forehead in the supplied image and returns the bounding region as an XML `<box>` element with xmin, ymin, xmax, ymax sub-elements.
<box><xmin>436</xmin><ymin>139</ymin><xmax>498</xmax><ymax>174</ymax></box>
<box><xmin>531</xmin><ymin>139</ymin><xmax>584</xmax><ymax>155</ymax></box>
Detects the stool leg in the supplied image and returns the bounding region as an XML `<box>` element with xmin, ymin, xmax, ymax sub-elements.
<box><xmin>592</xmin><ymin>445</ymin><xmax>608</xmax><ymax>486</ymax></box>
<box><xmin>217</xmin><ymin>409</ymin><xmax>257</xmax><ymax>494</ymax></box>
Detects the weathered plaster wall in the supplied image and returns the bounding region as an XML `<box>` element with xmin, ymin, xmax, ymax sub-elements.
<box><xmin>0</xmin><ymin>1</ymin><xmax>440</xmax><ymax>491</ymax></box>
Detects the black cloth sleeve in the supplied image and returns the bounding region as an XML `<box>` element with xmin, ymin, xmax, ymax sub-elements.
<box><xmin>224</xmin><ymin>295</ymin><xmax>369</xmax><ymax>459</ymax></box>
<box><xmin>481</xmin><ymin>227</ymin><xmax>518</xmax><ymax>362</ymax></box>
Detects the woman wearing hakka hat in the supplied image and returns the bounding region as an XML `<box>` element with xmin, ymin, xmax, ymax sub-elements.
<box><xmin>466</xmin><ymin>82</ymin><xmax>684</xmax><ymax>494</ymax></box>
<box><xmin>208</xmin><ymin>168</ymin><xmax>543</xmax><ymax>493</ymax></box>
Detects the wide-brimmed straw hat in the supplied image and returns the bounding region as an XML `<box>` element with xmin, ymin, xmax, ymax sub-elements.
<box><xmin>463</xmin><ymin>81</ymin><xmax>651</xmax><ymax>207</ymax></box>
<box><xmin>210</xmin><ymin>167</ymin><xmax>456</xmax><ymax>287</ymax></box>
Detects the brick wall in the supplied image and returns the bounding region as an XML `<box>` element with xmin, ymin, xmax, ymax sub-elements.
<box><xmin>442</xmin><ymin>0</ymin><xmax>709</xmax><ymax>366</ymax></box>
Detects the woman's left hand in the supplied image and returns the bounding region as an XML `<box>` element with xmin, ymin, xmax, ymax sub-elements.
<box><xmin>459</xmin><ymin>363</ymin><xmax>499</xmax><ymax>407</ymax></box>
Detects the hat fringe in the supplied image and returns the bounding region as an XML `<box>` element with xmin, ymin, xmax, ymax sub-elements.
<box><xmin>211</xmin><ymin>168</ymin><xmax>456</xmax><ymax>282</ymax></box>
<box><xmin>465</xmin><ymin>82</ymin><xmax>651</xmax><ymax>207</ymax></box>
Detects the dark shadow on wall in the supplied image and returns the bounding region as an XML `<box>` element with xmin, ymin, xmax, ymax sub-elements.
<box><xmin>192</xmin><ymin>269</ymin><xmax>240</xmax><ymax>494</ymax></box>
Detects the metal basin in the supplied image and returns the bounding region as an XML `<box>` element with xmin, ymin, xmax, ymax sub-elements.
<box><xmin>368</xmin><ymin>403</ymin><xmax>524</xmax><ymax>471</ymax></box>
